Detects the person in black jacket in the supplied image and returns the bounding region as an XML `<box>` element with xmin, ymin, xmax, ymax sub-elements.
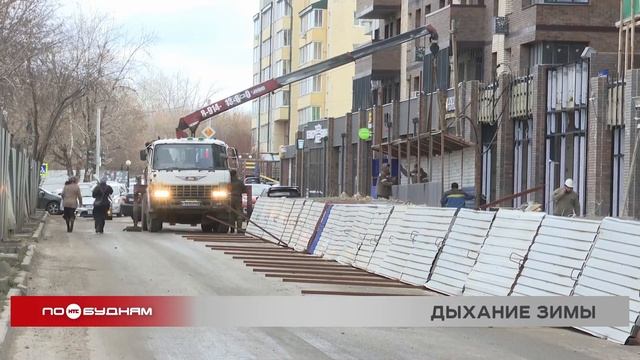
<box><xmin>92</xmin><ymin>177</ymin><xmax>113</xmax><ymax>234</ymax></box>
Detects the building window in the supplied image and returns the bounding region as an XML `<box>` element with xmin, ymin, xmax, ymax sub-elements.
<box><xmin>425</xmin><ymin>5</ymin><xmax>431</xmax><ymax>14</ymax></box>
<box><xmin>529</xmin><ymin>42</ymin><xmax>586</xmax><ymax>66</ymax></box>
<box><xmin>261</xmin><ymin>67</ymin><xmax>271</xmax><ymax>81</ymax></box>
<box><xmin>300</xmin><ymin>42</ymin><xmax>322</xmax><ymax>64</ymax></box>
<box><xmin>253</xmin><ymin>73</ymin><xmax>260</xmax><ymax>85</ymax></box>
<box><xmin>274</xmin><ymin>60</ymin><xmax>290</xmax><ymax>77</ymax></box>
<box><xmin>300</xmin><ymin>75</ymin><xmax>321</xmax><ymax>96</ymax></box>
<box><xmin>298</xmin><ymin>106</ymin><xmax>321</xmax><ymax>125</ymax></box>
<box><xmin>260</xmin><ymin>96</ymin><xmax>269</xmax><ymax>111</ymax></box>
<box><xmin>262</xmin><ymin>9</ymin><xmax>272</xmax><ymax>29</ymax></box>
<box><xmin>253</xmin><ymin>18</ymin><xmax>260</xmax><ymax>40</ymax></box>
<box><xmin>252</xmin><ymin>100</ymin><xmax>259</xmax><ymax>116</ymax></box>
<box><xmin>513</xmin><ymin>118</ymin><xmax>533</xmax><ymax>208</ymax></box>
<box><xmin>274</xmin><ymin>0</ymin><xmax>291</xmax><ymax>19</ymax></box>
<box><xmin>301</xmin><ymin>9</ymin><xmax>323</xmax><ymax>34</ymax></box>
<box><xmin>275</xmin><ymin>29</ymin><xmax>291</xmax><ymax>49</ymax></box>
<box><xmin>261</xmin><ymin>38</ymin><xmax>271</xmax><ymax>57</ymax></box>
<box><xmin>415</xmin><ymin>8</ymin><xmax>421</xmax><ymax>29</ymax></box>
<box><xmin>253</xmin><ymin>46</ymin><xmax>260</xmax><ymax>62</ymax></box>
<box><xmin>273</xmin><ymin>90</ymin><xmax>290</xmax><ymax>107</ymax></box>
<box><xmin>612</xmin><ymin>126</ymin><xmax>625</xmax><ymax>216</ymax></box>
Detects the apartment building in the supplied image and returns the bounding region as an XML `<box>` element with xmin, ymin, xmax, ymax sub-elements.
<box><xmin>251</xmin><ymin>0</ymin><xmax>369</xmax><ymax>156</ymax></box>
<box><xmin>355</xmin><ymin>0</ymin><xmax>619</xmax><ymax>105</ymax></box>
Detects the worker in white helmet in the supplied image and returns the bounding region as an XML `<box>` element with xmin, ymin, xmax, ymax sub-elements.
<box><xmin>553</xmin><ymin>178</ymin><xmax>580</xmax><ymax>217</ymax></box>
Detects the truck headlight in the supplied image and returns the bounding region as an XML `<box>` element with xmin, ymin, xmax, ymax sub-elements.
<box><xmin>153</xmin><ymin>189</ymin><xmax>171</xmax><ymax>199</ymax></box>
<box><xmin>211</xmin><ymin>190</ymin><xmax>228</xmax><ymax>199</ymax></box>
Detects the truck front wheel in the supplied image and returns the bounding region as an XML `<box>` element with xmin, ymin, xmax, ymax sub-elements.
<box><xmin>201</xmin><ymin>223</ymin><xmax>214</xmax><ymax>233</ymax></box>
<box><xmin>147</xmin><ymin>214</ymin><xmax>163</xmax><ymax>232</ymax></box>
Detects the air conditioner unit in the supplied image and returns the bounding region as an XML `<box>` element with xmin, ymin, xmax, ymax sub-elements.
<box><xmin>494</xmin><ymin>16</ymin><xmax>509</xmax><ymax>35</ymax></box>
<box><xmin>411</xmin><ymin>91</ymin><xmax>420</xmax><ymax>98</ymax></box>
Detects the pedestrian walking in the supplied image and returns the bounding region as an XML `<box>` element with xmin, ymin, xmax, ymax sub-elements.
<box><xmin>441</xmin><ymin>182</ymin><xmax>474</xmax><ymax>209</ymax></box>
<box><xmin>553</xmin><ymin>178</ymin><xmax>580</xmax><ymax>217</ymax></box>
<box><xmin>376</xmin><ymin>164</ymin><xmax>394</xmax><ymax>199</ymax></box>
<box><xmin>229</xmin><ymin>170</ymin><xmax>246</xmax><ymax>234</ymax></box>
<box><xmin>92</xmin><ymin>177</ymin><xmax>113</xmax><ymax>234</ymax></box>
<box><xmin>61</xmin><ymin>177</ymin><xmax>82</xmax><ymax>232</ymax></box>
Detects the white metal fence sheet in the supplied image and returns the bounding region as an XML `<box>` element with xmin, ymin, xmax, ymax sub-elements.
<box><xmin>426</xmin><ymin>209</ymin><xmax>496</xmax><ymax>295</ymax></box>
<box><xmin>574</xmin><ymin>217</ymin><xmax>640</xmax><ymax>344</ymax></box>
<box><xmin>373</xmin><ymin>206</ymin><xmax>456</xmax><ymax>285</ymax></box>
<box><xmin>280</xmin><ymin>199</ymin><xmax>306</xmax><ymax>246</ymax></box>
<box><xmin>290</xmin><ymin>201</ymin><xmax>325</xmax><ymax>252</ymax></box>
<box><xmin>463</xmin><ymin>210</ymin><xmax>545</xmax><ymax>296</ymax></box>
<box><xmin>368</xmin><ymin>206</ymin><xmax>408</xmax><ymax>275</ymax></box>
<box><xmin>512</xmin><ymin>216</ymin><xmax>600</xmax><ymax>297</ymax></box>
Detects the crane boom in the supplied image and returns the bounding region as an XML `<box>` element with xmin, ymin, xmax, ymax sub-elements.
<box><xmin>176</xmin><ymin>25</ymin><xmax>439</xmax><ymax>138</ymax></box>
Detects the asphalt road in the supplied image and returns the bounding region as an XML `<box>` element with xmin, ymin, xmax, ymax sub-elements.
<box><xmin>2</xmin><ymin>216</ymin><xmax>639</xmax><ymax>360</ymax></box>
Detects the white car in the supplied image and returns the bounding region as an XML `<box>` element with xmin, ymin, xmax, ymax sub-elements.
<box><xmin>76</xmin><ymin>184</ymin><xmax>96</xmax><ymax>217</ymax></box>
<box><xmin>107</xmin><ymin>182</ymin><xmax>128</xmax><ymax>217</ymax></box>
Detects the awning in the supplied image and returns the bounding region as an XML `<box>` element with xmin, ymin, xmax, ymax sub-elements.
<box><xmin>371</xmin><ymin>131</ymin><xmax>473</xmax><ymax>158</ymax></box>
<box><xmin>300</xmin><ymin>0</ymin><xmax>327</xmax><ymax>15</ymax></box>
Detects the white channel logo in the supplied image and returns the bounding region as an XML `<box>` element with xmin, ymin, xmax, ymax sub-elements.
<box><xmin>65</xmin><ymin>304</ymin><xmax>82</xmax><ymax>320</ymax></box>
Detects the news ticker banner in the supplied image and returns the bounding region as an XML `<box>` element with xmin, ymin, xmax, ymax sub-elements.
<box><xmin>11</xmin><ymin>296</ymin><xmax>628</xmax><ymax>328</ymax></box>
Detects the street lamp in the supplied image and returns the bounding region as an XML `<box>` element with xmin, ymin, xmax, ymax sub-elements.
<box><xmin>125</xmin><ymin>159</ymin><xmax>131</xmax><ymax>190</ymax></box>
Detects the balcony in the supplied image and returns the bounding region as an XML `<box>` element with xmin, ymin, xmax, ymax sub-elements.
<box><xmin>356</xmin><ymin>0</ymin><xmax>401</xmax><ymax>20</ymax></box>
<box><xmin>355</xmin><ymin>40</ymin><xmax>401</xmax><ymax>80</ymax></box>
<box><xmin>423</xmin><ymin>3</ymin><xmax>488</xmax><ymax>48</ymax></box>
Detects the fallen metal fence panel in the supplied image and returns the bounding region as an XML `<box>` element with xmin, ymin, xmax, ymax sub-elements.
<box><xmin>512</xmin><ymin>216</ymin><xmax>600</xmax><ymax>297</ymax></box>
<box><xmin>463</xmin><ymin>210</ymin><xmax>545</xmax><ymax>296</ymax></box>
<box><xmin>367</xmin><ymin>205</ymin><xmax>409</xmax><ymax>276</ymax></box>
<box><xmin>573</xmin><ymin>217</ymin><xmax>640</xmax><ymax>344</ymax></box>
<box><xmin>280</xmin><ymin>199</ymin><xmax>306</xmax><ymax>246</ymax></box>
<box><xmin>426</xmin><ymin>209</ymin><xmax>497</xmax><ymax>295</ymax></box>
<box><xmin>352</xmin><ymin>205</ymin><xmax>394</xmax><ymax>269</ymax></box>
<box><xmin>373</xmin><ymin>206</ymin><xmax>457</xmax><ymax>285</ymax></box>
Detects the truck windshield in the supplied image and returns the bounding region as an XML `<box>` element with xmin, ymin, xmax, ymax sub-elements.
<box><xmin>153</xmin><ymin>144</ymin><xmax>227</xmax><ymax>171</ymax></box>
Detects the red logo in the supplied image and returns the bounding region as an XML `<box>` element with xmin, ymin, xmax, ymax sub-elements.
<box><xmin>11</xmin><ymin>296</ymin><xmax>189</xmax><ymax>327</ymax></box>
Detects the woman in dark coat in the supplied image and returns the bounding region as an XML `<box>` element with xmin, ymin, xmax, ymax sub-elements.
<box><xmin>92</xmin><ymin>177</ymin><xmax>113</xmax><ymax>234</ymax></box>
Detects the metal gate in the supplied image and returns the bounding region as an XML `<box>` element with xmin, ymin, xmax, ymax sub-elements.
<box><xmin>545</xmin><ymin>61</ymin><xmax>589</xmax><ymax>215</ymax></box>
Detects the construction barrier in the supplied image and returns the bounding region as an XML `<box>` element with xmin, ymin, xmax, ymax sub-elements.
<box><xmin>373</xmin><ymin>206</ymin><xmax>457</xmax><ymax>285</ymax></box>
<box><xmin>291</xmin><ymin>201</ymin><xmax>325</xmax><ymax>252</ymax></box>
<box><xmin>511</xmin><ymin>216</ymin><xmax>601</xmax><ymax>297</ymax></box>
<box><xmin>247</xmin><ymin>197</ymin><xmax>640</xmax><ymax>344</ymax></box>
<box><xmin>573</xmin><ymin>217</ymin><xmax>640</xmax><ymax>344</ymax></box>
<box><xmin>463</xmin><ymin>210</ymin><xmax>545</xmax><ymax>296</ymax></box>
<box><xmin>0</xmin><ymin>124</ymin><xmax>40</xmax><ymax>241</ymax></box>
<box><xmin>426</xmin><ymin>209</ymin><xmax>497</xmax><ymax>295</ymax></box>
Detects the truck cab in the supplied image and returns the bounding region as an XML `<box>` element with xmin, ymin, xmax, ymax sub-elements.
<box><xmin>140</xmin><ymin>138</ymin><xmax>235</xmax><ymax>233</ymax></box>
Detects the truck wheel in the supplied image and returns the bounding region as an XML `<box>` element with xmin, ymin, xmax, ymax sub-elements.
<box><xmin>215</xmin><ymin>223</ymin><xmax>229</xmax><ymax>233</ymax></box>
<box><xmin>147</xmin><ymin>214</ymin><xmax>162</xmax><ymax>232</ymax></box>
<box><xmin>141</xmin><ymin>197</ymin><xmax>148</xmax><ymax>231</ymax></box>
<box><xmin>201</xmin><ymin>224</ymin><xmax>214</xmax><ymax>233</ymax></box>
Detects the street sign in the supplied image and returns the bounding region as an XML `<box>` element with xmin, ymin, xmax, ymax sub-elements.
<box><xmin>358</xmin><ymin>128</ymin><xmax>371</xmax><ymax>141</ymax></box>
<box><xmin>40</xmin><ymin>163</ymin><xmax>48</xmax><ymax>176</ymax></box>
<box><xmin>201</xmin><ymin>126</ymin><xmax>216</xmax><ymax>138</ymax></box>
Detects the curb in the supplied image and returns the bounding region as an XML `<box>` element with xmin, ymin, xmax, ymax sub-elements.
<box><xmin>0</xmin><ymin>288</ymin><xmax>21</xmax><ymax>348</ymax></box>
<box><xmin>20</xmin><ymin>245</ymin><xmax>35</xmax><ymax>272</ymax></box>
<box><xmin>31</xmin><ymin>213</ymin><xmax>48</xmax><ymax>241</ymax></box>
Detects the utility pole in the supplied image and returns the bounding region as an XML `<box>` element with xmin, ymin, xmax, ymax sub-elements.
<box><xmin>96</xmin><ymin>108</ymin><xmax>101</xmax><ymax>180</ymax></box>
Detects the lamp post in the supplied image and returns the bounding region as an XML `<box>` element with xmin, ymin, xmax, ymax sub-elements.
<box><xmin>125</xmin><ymin>159</ymin><xmax>131</xmax><ymax>190</ymax></box>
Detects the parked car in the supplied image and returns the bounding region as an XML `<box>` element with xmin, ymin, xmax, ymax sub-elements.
<box><xmin>107</xmin><ymin>182</ymin><xmax>128</xmax><ymax>217</ymax></box>
<box><xmin>265</xmin><ymin>186</ymin><xmax>302</xmax><ymax>198</ymax></box>
<box><xmin>242</xmin><ymin>183</ymin><xmax>273</xmax><ymax>214</ymax></box>
<box><xmin>37</xmin><ymin>188</ymin><xmax>62</xmax><ymax>215</ymax></box>
<box><xmin>76</xmin><ymin>184</ymin><xmax>96</xmax><ymax>217</ymax></box>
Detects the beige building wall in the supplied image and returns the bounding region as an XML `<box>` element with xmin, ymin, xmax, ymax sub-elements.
<box><xmin>324</xmin><ymin>0</ymin><xmax>370</xmax><ymax>118</ymax></box>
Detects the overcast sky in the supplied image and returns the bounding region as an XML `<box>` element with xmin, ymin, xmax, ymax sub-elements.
<box><xmin>61</xmin><ymin>0</ymin><xmax>260</xmax><ymax>101</ymax></box>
